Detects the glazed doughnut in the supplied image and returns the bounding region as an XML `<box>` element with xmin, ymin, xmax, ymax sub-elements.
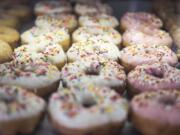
<box><xmin>13</xmin><ymin>43</ymin><xmax>67</xmax><ymax>69</ymax></box>
<box><xmin>79</xmin><ymin>14</ymin><xmax>119</xmax><ymax>28</ymax></box>
<box><xmin>0</xmin><ymin>40</ymin><xmax>12</xmax><ymax>63</ymax></box>
<box><xmin>75</xmin><ymin>2</ymin><xmax>113</xmax><ymax>16</ymax></box>
<box><xmin>34</xmin><ymin>0</ymin><xmax>72</xmax><ymax>16</ymax></box>
<box><xmin>0</xmin><ymin>85</ymin><xmax>45</xmax><ymax>135</ymax></box>
<box><xmin>120</xmin><ymin>12</ymin><xmax>163</xmax><ymax>31</ymax></box>
<box><xmin>127</xmin><ymin>62</ymin><xmax>180</xmax><ymax>95</ymax></box>
<box><xmin>67</xmin><ymin>41</ymin><xmax>120</xmax><ymax>62</ymax></box>
<box><xmin>60</xmin><ymin>56</ymin><xmax>126</xmax><ymax>93</ymax></box>
<box><xmin>120</xmin><ymin>44</ymin><xmax>178</xmax><ymax>71</ymax></box>
<box><xmin>21</xmin><ymin>26</ymin><xmax>70</xmax><ymax>51</ymax></box>
<box><xmin>72</xmin><ymin>26</ymin><xmax>122</xmax><ymax>47</ymax></box>
<box><xmin>49</xmin><ymin>86</ymin><xmax>129</xmax><ymax>135</ymax></box>
<box><xmin>0</xmin><ymin>12</ymin><xmax>20</xmax><ymax>28</ymax></box>
<box><xmin>131</xmin><ymin>90</ymin><xmax>180</xmax><ymax>135</ymax></box>
<box><xmin>0</xmin><ymin>62</ymin><xmax>60</xmax><ymax>96</ymax></box>
<box><xmin>0</xmin><ymin>26</ymin><xmax>20</xmax><ymax>49</ymax></box>
<box><xmin>3</xmin><ymin>4</ymin><xmax>32</xmax><ymax>21</ymax></box>
<box><xmin>122</xmin><ymin>28</ymin><xmax>173</xmax><ymax>48</ymax></box>
<box><xmin>35</xmin><ymin>13</ymin><xmax>78</xmax><ymax>33</ymax></box>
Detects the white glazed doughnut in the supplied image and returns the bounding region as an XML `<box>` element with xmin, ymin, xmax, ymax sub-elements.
<box><xmin>67</xmin><ymin>41</ymin><xmax>120</xmax><ymax>62</ymax></box>
<box><xmin>120</xmin><ymin>12</ymin><xmax>163</xmax><ymax>31</ymax></box>
<box><xmin>0</xmin><ymin>85</ymin><xmax>45</xmax><ymax>135</ymax></box>
<box><xmin>120</xmin><ymin>44</ymin><xmax>178</xmax><ymax>71</ymax></box>
<box><xmin>72</xmin><ymin>26</ymin><xmax>122</xmax><ymax>47</ymax></box>
<box><xmin>122</xmin><ymin>28</ymin><xmax>173</xmax><ymax>48</ymax></box>
<box><xmin>79</xmin><ymin>14</ymin><xmax>119</xmax><ymax>28</ymax></box>
<box><xmin>13</xmin><ymin>43</ymin><xmax>67</xmax><ymax>69</ymax></box>
<box><xmin>49</xmin><ymin>86</ymin><xmax>129</xmax><ymax>135</ymax></box>
<box><xmin>21</xmin><ymin>26</ymin><xmax>70</xmax><ymax>51</ymax></box>
<box><xmin>75</xmin><ymin>2</ymin><xmax>113</xmax><ymax>16</ymax></box>
<box><xmin>35</xmin><ymin>13</ymin><xmax>78</xmax><ymax>33</ymax></box>
<box><xmin>34</xmin><ymin>0</ymin><xmax>72</xmax><ymax>16</ymax></box>
<box><xmin>60</xmin><ymin>56</ymin><xmax>126</xmax><ymax>93</ymax></box>
<box><xmin>0</xmin><ymin>62</ymin><xmax>60</xmax><ymax>96</ymax></box>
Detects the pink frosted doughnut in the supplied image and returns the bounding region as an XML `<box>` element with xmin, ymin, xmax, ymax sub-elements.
<box><xmin>49</xmin><ymin>86</ymin><xmax>129</xmax><ymax>135</ymax></box>
<box><xmin>122</xmin><ymin>28</ymin><xmax>173</xmax><ymax>48</ymax></box>
<box><xmin>128</xmin><ymin>62</ymin><xmax>180</xmax><ymax>95</ymax></box>
<box><xmin>120</xmin><ymin>44</ymin><xmax>178</xmax><ymax>71</ymax></box>
<box><xmin>120</xmin><ymin>12</ymin><xmax>163</xmax><ymax>31</ymax></box>
<box><xmin>131</xmin><ymin>90</ymin><xmax>180</xmax><ymax>135</ymax></box>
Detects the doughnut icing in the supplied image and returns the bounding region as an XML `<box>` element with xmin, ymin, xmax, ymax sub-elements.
<box><xmin>0</xmin><ymin>85</ymin><xmax>45</xmax><ymax>135</ymax></box>
<box><xmin>0</xmin><ymin>62</ymin><xmax>60</xmax><ymax>96</ymax></box>
<box><xmin>120</xmin><ymin>44</ymin><xmax>178</xmax><ymax>71</ymax></box>
<box><xmin>120</xmin><ymin>12</ymin><xmax>163</xmax><ymax>31</ymax></box>
<box><xmin>67</xmin><ymin>41</ymin><xmax>120</xmax><ymax>62</ymax></box>
<box><xmin>13</xmin><ymin>43</ymin><xmax>67</xmax><ymax>69</ymax></box>
<box><xmin>21</xmin><ymin>26</ymin><xmax>70</xmax><ymax>51</ymax></box>
<box><xmin>34</xmin><ymin>0</ymin><xmax>72</xmax><ymax>15</ymax></box>
<box><xmin>131</xmin><ymin>90</ymin><xmax>180</xmax><ymax>135</ymax></box>
<box><xmin>72</xmin><ymin>26</ymin><xmax>122</xmax><ymax>47</ymax></box>
<box><xmin>49</xmin><ymin>86</ymin><xmax>128</xmax><ymax>135</ymax></box>
<box><xmin>75</xmin><ymin>2</ymin><xmax>113</xmax><ymax>16</ymax></box>
<box><xmin>79</xmin><ymin>14</ymin><xmax>119</xmax><ymax>28</ymax></box>
<box><xmin>60</xmin><ymin>56</ymin><xmax>126</xmax><ymax>93</ymax></box>
<box><xmin>0</xmin><ymin>26</ymin><xmax>20</xmax><ymax>49</ymax></box>
<box><xmin>35</xmin><ymin>13</ymin><xmax>78</xmax><ymax>33</ymax></box>
<box><xmin>0</xmin><ymin>40</ymin><xmax>12</xmax><ymax>64</ymax></box>
<box><xmin>122</xmin><ymin>28</ymin><xmax>173</xmax><ymax>48</ymax></box>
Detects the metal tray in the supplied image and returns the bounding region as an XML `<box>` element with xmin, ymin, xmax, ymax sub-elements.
<box><xmin>21</xmin><ymin>1</ymin><xmax>153</xmax><ymax>135</ymax></box>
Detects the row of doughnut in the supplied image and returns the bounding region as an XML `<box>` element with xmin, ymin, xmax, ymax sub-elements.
<box><xmin>0</xmin><ymin>0</ymin><xmax>179</xmax><ymax>135</ymax></box>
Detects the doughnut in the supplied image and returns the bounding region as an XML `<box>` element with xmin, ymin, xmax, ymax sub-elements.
<box><xmin>0</xmin><ymin>62</ymin><xmax>60</xmax><ymax>96</ymax></box>
<box><xmin>67</xmin><ymin>41</ymin><xmax>120</xmax><ymax>62</ymax></box>
<box><xmin>21</xmin><ymin>26</ymin><xmax>70</xmax><ymax>51</ymax></box>
<box><xmin>0</xmin><ymin>40</ymin><xmax>12</xmax><ymax>64</ymax></box>
<box><xmin>122</xmin><ymin>28</ymin><xmax>173</xmax><ymax>48</ymax></box>
<box><xmin>35</xmin><ymin>13</ymin><xmax>78</xmax><ymax>33</ymax></box>
<box><xmin>120</xmin><ymin>12</ymin><xmax>163</xmax><ymax>31</ymax></box>
<box><xmin>0</xmin><ymin>85</ymin><xmax>45</xmax><ymax>135</ymax></box>
<box><xmin>72</xmin><ymin>26</ymin><xmax>122</xmax><ymax>47</ymax></box>
<box><xmin>74</xmin><ymin>2</ymin><xmax>113</xmax><ymax>16</ymax></box>
<box><xmin>127</xmin><ymin>62</ymin><xmax>180</xmax><ymax>95</ymax></box>
<box><xmin>49</xmin><ymin>86</ymin><xmax>129</xmax><ymax>135</ymax></box>
<box><xmin>0</xmin><ymin>26</ymin><xmax>20</xmax><ymax>49</ymax></box>
<box><xmin>34</xmin><ymin>0</ymin><xmax>72</xmax><ymax>16</ymax></box>
<box><xmin>3</xmin><ymin>4</ymin><xmax>32</xmax><ymax>21</ymax></box>
<box><xmin>60</xmin><ymin>56</ymin><xmax>126</xmax><ymax>93</ymax></box>
<box><xmin>131</xmin><ymin>90</ymin><xmax>180</xmax><ymax>135</ymax></box>
<box><xmin>0</xmin><ymin>12</ymin><xmax>20</xmax><ymax>28</ymax></box>
<box><xmin>120</xmin><ymin>44</ymin><xmax>178</xmax><ymax>71</ymax></box>
<box><xmin>13</xmin><ymin>43</ymin><xmax>67</xmax><ymax>69</ymax></box>
<box><xmin>79</xmin><ymin>14</ymin><xmax>119</xmax><ymax>28</ymax></box>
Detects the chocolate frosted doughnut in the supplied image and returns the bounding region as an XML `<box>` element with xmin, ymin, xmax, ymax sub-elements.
<box><xmin>0</xmin><ymin>85</ymin><xmax>45</xmax><ymax>135</ymax></box>
<box><xmin>120</xmin><ymin>44</ymin><xmax>178</xmax><ymax>71</ymax></box>
<box><xmin>128</xmin><ymin>62</ymin><xmax>180</xmax><ymax>95</ymax></box>
<box><xmin>49</xmin><ymin>86</ymin><xmax>129</xmax><ymax>135</ymax></box>
<box><xmin>60</xmin><ymin>56</ymin><xmax>126</xmax><ymax>93</ymax></box>
<box><xmin>131</xmin><ymin>90</ymin><xmax>180</xmax><ymax>135</ymax></box>
<box><xmin>0</xmin><ymin>62</ymin><xmax>60</xmax><ymax>96</ymax></box>
<box><xmin>120</xmin><ymin>12</ymin><xmax>163</xmax><ymax>31</ymax></box>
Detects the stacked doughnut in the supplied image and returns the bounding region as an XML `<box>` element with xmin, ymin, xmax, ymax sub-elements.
<box><xmin>120</xmin><ymin>11</ymin><xmax>180</xmax><ymax>135</ymax></box>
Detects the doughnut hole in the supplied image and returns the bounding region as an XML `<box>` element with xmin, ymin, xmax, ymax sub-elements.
<box><xmin>158</xmin><ymin>95</ymin><xmax>176</xmax><ymax>106</ymax></box>
<box><xmin>85</xmin><ymin>63</ymin><xmax>101</xmax><ymax>76</ymax></box>
<box><xmin>81</xmin><ymin>95</ymin><xmax>97</xmax><ymax>108</ymax></box>
<box><xmin>145</xmin><ymin>68</ymin><xmax>164</xmax><ymax>79</ymax></box>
